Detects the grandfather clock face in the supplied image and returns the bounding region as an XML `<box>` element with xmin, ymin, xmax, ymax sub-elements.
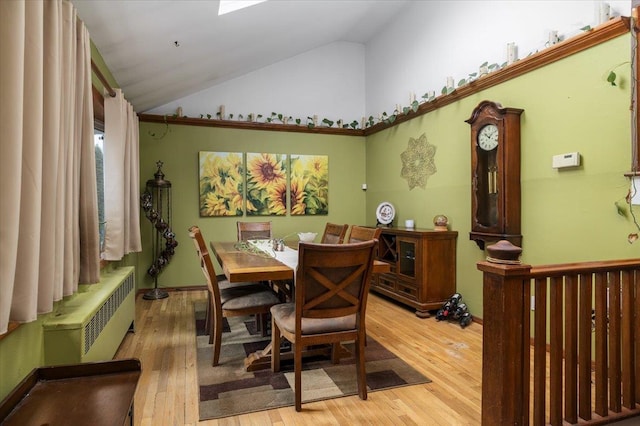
<box><xmin>466</xmin><ymin>101</ymin><xmax>523</xmax><ymax>249</ymax></box>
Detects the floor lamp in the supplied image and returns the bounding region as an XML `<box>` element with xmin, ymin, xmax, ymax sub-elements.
<box><xmin>140</xmin><ymin>161</ymin><xmax>177</xmax><ymax>300</ymax></box>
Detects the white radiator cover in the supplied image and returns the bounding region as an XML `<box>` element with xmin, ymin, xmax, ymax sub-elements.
<box><xmin>43</xmin><ymin>267</ymin><xmax>135</xmax><ymax>365</ymax></box>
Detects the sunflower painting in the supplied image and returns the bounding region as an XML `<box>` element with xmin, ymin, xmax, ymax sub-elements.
<box><xmin>199</xmin><ymin>151</ymin><xmax>244</xmax><ymax>217</ymax></box>
<box><xmin>290</xmin><ymin>155</ymin><xmax>329</xmax><ymax>215</ymax></box>
<box><xmin>245</xmin><ymin>152</ymin><xmax>288</xmax><ymax>216</ymax></box>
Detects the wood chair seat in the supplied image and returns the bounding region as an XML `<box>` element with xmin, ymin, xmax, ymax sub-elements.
<box><xmin>270</xmin><ymin>303</ymin><xmax>356</xmax><ymax>334</ymax></box>
<box><xmin>220</xmin><ymin>284</ymin><xmax>279</xmax><ymax>311</ymax></box>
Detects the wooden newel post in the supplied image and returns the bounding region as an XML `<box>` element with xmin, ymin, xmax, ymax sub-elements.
<box><xmin>478</xmin><ymin>240</ymin><xmax>531</xmax><ymax>425</ymax></box>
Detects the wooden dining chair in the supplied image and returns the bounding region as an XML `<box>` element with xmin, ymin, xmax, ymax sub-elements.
<box><xmin>237</xmin><ymin>221</ymin><xmax>272</xmax><ymax>241</ymax></box>
<box><xmin>270</xmin><ymin>240</ymin><xmax>377</xmax><ymax>411</ymax></box>
<box><xmin>188</xmin><ymin>226</ymin><xmax>280</xmax><ymax>366</ymax></box>
<box><xmin>347</xmin><ymin>225</ymin><xmax>382</xmax><ymax>243</ymax></box>
<box><xmin>320</xmin><ymin>223</ymin><xmax>349</xmax><ymax>244</ymax></box>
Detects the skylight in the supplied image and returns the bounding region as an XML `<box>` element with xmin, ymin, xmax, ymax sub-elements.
<box><xmin>218</xmin><ymin>0</ymin><xmax>267</xmax><ymax>16</ymax></box>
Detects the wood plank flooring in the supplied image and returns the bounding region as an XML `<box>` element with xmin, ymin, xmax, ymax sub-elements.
<box><xmin>115</xmin><ymin>289</ymin><xmax>483</xmax><ymax>425</ymax></box>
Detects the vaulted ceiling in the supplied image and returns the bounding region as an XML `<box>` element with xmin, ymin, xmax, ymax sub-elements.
<box><xmin>72</xmin><ymin>0</ymin><xmax>409</xmax><ymax>112</ymax></box>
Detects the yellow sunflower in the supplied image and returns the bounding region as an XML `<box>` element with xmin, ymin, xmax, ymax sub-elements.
<box><xmin>290</xmin><ymin>176</ymin><xmax>308</xmax><ymax>215</ymax></box>
<box><xmin>248</xmin><ymin>153</ymin><xmax>286</xmax><ymax>190</ymax></box>
<box><xmin>267</xmin><ymin>181</ymin><xmax>287</xmax><ymax>215</ymax></box>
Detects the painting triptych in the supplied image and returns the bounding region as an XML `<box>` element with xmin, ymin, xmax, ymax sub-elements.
<box><xmin>198</xmin><ymin>152</ymin><xmax>328</xmax><ymax>217</ymax></box>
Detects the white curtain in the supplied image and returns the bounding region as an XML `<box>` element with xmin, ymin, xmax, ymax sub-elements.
<box><xmin>103</xmin><ymin>89</ymin><xmax>142</xmax><ymax>260</ymax></box>
<box><xmin>0</xmin><ymin>0</ymin><xmax>99</xmax><ymax>334</ymax></box>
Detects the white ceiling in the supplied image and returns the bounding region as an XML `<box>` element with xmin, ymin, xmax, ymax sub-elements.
<box><xmin>72</xmin><ymin>0</ymin><xmax>409</xmax><ymax>113</ymax></box>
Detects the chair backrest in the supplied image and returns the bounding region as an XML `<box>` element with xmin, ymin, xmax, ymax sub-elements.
<box><xmin>295</xmin><ymin>240</ymin><xmax>377</xmax><ymax>326</ymax></box>
<box><xmin>237</xmin><ymin>221</ymin><xmax>272</xmax><ymax>241</ymax></box>
<box><xmin>188</xmin><ymin>226</ymin><xmax>222</xmax><ymax>305</ymax></box>
<box><xmin>320</xmin><ymin>223</ymin><xmax>349</xmax><ymax>244</ymax></box>
<box><xmin>347</xmin><ymin>225</ymin><xmax>382</xmax><ymax>244</ymax></box>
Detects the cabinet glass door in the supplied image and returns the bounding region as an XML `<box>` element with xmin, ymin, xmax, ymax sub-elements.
<box><xmin>398</xmin><ymin>239</ymin><xmax>416</xmax><ymax>279</ymax></box>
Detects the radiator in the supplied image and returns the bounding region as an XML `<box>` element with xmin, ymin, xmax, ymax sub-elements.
<box><xmin>43</xmin><ymin>267</ymin><xmax>135</xmax><ymax>365</ymax></box>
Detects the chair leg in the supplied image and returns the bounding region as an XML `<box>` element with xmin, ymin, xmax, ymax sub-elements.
<box><xmin>294</xmin><ymin>342</ymin><xmax>302</xmax><ymax>412</ymax></box>
<box><xmin>271</xmin><ymin>318</ymin><xmax>281</xmax><ymax>373</ymax></box>
<box><xmin>330</xmin><ymin>343</ymin><xmax>340</xmax><ymax>364</ymax></box>
<box><xmin>212</xmin><ymin>313</ymin><xmax>223</xmax><ymax>366</ymax></box>
<box><xmin>260</xmin><ymin>313</ymin><xmax>270</xmax><ymax>337</ymax></box>
<box><xmin>354</xmin><ymin>335</ymin><xmax>368</xmax><ymax>401</ymax></box>
<box><xmin>206</xmin><ymin>293</ymin><xmax>213</xmax><ymax>344</ymax></box>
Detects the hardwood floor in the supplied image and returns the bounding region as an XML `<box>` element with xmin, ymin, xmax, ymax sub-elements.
<box><xmin>115</xmin><ymin>289</ymin><xmax>483</xmax><ymax>425</ymax></box>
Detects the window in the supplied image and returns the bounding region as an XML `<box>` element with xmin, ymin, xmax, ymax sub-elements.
<box><xmin>94</xmin><ymin>131</ymin><xmax>105</xmax><ymax>252</ymax></box>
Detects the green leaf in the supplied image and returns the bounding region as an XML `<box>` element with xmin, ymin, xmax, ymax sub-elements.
<box><xmin>480</xmin><ymin>61</ymin><xmax>488</xmax><ymax>67</ymax></box>
<box><xmin>322</xmin><ymin>118</ymin><xmax>334</xmax><ymax>127</ymax></box>
<box><xmin>403</xmin><ymin>106</ymin><xmax>410</xmax><ymax>115</ymax></box>
<box><xmin>441</xmin><ymin>86</ymin><xmax>447</xmax><ymax>95</ymax></box>
<box><xmin>615</xmin><ymin>200</ymin><xmax>628</xmax><ymax>217</ymax></box>
<box><xmin>580</xmin><ymin>25</ymin><xmax>592</xmax><ymax>31</ymax></box>
<box><xmin>295</xmin><ymin>118</ymin><xmax>301</xmax><ymax>125</ymax></box>
<box><xmin>411</xmin><ymin>100</ymin><xmax>419</xmax><ymax>112</ymax></box>
<box><xmin>458</xmin><ymin>78</ymin><xmax>466</xmax><ymax>86</ymax></box>
<box><xmin>388</xmin><ymin>115</ymin><xmax>396</xmax><ymax>124</ymax></box>
<box><xmin>607</xmin><ymin>71</ymin><xmax>617</xmax><ymax>86</ymax></box>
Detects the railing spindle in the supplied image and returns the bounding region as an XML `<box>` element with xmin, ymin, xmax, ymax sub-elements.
<box><xmin>565</xmin><ymin>274</ymin><xmax>579</xmax><ymax>424</ymax></box>
<box><xmin>609</xmin><ymin>272</ymin><xmax>622</xmax><ymax>413</ymax></box>
<box><xmin>621</xmin><ymin>270</ymin><xmax>636</xmax><ymax>409</ymax></box>
<box><xmin>594</xmin><ymin>271</ymin><xmax>609</xmax><ymax>416</ymax></box>
<box><xmin>578</xmin><ymin>273</ymin><xmax>593</xmax><ymax>421</ymax></box>
<box><xmin>533</xmin><ymin>277</ymin><xmax>547</xmax><ymax>425</ymax></box>
<box><xmin>550</xmin><ymin>276</ymin><xmax>563</xmax><ymax>425</ymax></box>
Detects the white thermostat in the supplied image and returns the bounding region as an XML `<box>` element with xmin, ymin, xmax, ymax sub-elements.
<box><xmin>552</xmin><ymin>152</ymin><xmax>580</xmax><ymax>169</ymax></box>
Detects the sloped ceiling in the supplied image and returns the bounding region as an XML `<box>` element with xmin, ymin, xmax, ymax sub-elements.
<box><xmin>72</xmin><ymin>0</ymin><xmax>409</xmax><ymax>112</ymax></box>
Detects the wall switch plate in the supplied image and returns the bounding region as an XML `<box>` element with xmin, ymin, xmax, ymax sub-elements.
<box><xmin>361</xmin><ymin>183</ymin><xmax>367</xmax><ymax>190</ymax></box>
<box><xmin>552</xmin><ymin>152</ymin><xmax>580</xmax><ymax>168</ymax></box>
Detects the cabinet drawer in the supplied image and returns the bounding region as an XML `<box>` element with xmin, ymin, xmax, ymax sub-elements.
<box><xmin>396</xmin><ymin>281</ymin><xmax>419</xmax><ymax>301</ymax></box>
<box><xmin>376</xmin><ymin>274</ymin><xmax>396</xmax><ymax>292</ymax></box>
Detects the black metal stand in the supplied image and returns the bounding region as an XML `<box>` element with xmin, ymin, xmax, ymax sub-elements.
<box><xmin>140</xmin><ymin>161</ymin><xmax>177</xmax><ymax>300</ymax></box>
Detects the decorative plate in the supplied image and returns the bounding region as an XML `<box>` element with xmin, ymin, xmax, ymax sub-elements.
<box><xmin>376</xmin><ymin>202</ymin><xmax>395</xmax><ymax>225</ymax></box>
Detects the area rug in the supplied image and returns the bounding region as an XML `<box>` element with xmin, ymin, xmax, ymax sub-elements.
<box><xmin>194</xmin><ymin>301</ymin><xmax>431</xmax><ymax>420</ymax></box>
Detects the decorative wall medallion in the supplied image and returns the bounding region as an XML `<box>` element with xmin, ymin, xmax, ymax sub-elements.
<box><xmin>400</xmin><ymin>133</ymin><xmax>437</xmax><ymax>190</ymax></box>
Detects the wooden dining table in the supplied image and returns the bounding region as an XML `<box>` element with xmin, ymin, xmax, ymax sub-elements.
<box><xmin>209</xmin><ymin>240</ymin><xmax>390</xmax><ymax>371</ymax></box>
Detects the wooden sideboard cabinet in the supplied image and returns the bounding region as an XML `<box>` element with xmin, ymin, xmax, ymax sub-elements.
<box><xmin>371</xmin><ymin>227</ymin><xmax>457</xmax><ymax>318</ymax></box>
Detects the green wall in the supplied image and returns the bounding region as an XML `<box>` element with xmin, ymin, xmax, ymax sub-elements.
<box><xmin>366</xmin><ymin>35</ymin><xmax>637</xmax><ymax>314</ymax></box>
<box><xmin>136</xmin><ymin>125</ymin><xmax>367</xmax><ymax>289</ymax></box>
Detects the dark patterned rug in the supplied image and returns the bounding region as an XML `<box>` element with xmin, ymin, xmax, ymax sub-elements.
<box><xmin>194</xmin><ymin>301</ymin><xmax>431</xmax><ymax>420</ymax></box>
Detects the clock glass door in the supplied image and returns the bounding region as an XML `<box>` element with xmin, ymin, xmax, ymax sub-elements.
<box><xmin>476</xmin><ymin>147</ymin><xmax>499</xmax><ymax>229</ymax></box>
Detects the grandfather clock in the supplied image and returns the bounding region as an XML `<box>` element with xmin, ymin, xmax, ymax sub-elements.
<box><xmin>466</xmin><ymin>101</ymin><xmax>523</xmax><ymax>249</ymax></box>
<box><xmin>140</xmin><ymin>161</ymin><xmax>178</xmax><ymax>299</ymax></box>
